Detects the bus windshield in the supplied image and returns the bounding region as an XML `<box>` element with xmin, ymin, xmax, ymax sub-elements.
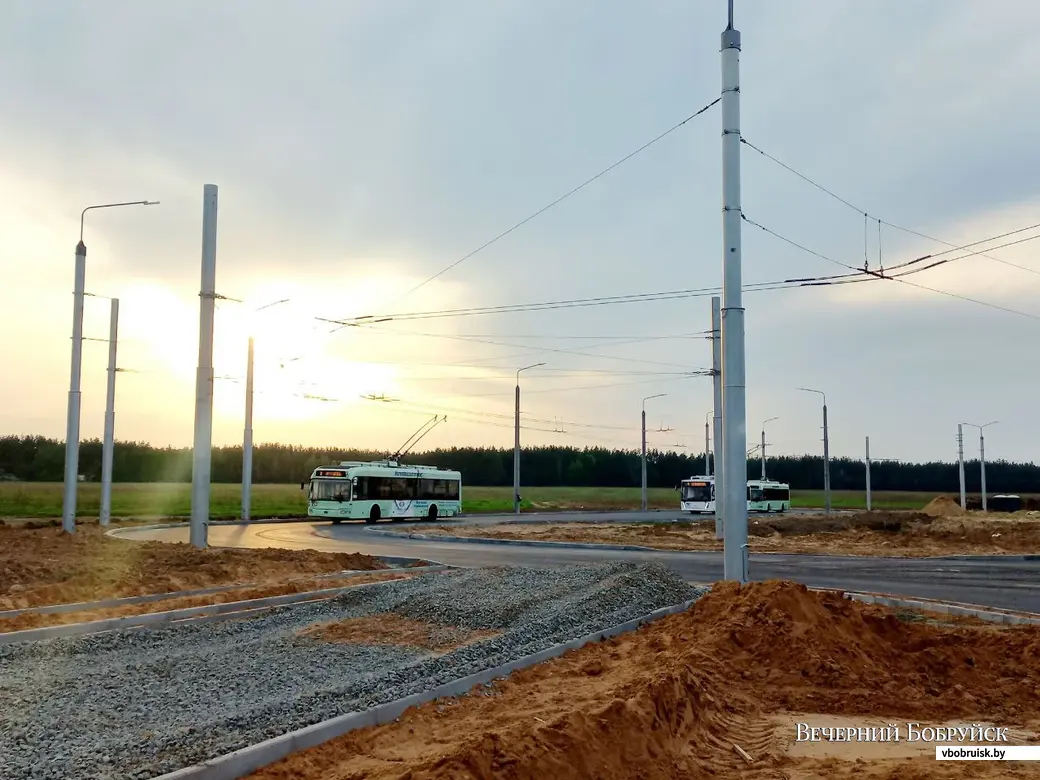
<box><xmin>310</xmin><ymin>479</ymin><xmax>351</xmax><ymax>502</ymax></box>
<box><xmin>681</xmin><ymin>482</ymin><xmax>712</xmax><ymax>502</ymax></box>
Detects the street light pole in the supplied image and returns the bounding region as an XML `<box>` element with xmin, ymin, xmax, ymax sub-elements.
<box><xmin>704</xmin><ymin>410</ymin><xmax>712</xmax><ymax>476</ymax></box>
<box><xmin>798</xmin><ymin>388</ymin><xmax>830</xmax><ymax>515</ymax></box>
<box><xmin>642</xmin><ymin>394</ymin><xmax>667</xmax><ymax>511</ymax></box>
<box><xmin>865</xmin><ymin>435</ymin><xmax>872</xmax><ymax>511</ymax></box>
<box><xmin>760</xmin><ymin>416</ymin><xmax>778</xmax><ymax>480</ymax></box>
<box><xmin>99</xmin><ymin>298</ymin><xmax>119</xmax><ymax>526</ymax></box>
<box><xmin>62</xmin><ymin>199</ymin><xmax>158</xmax><ymax>534</ymax></box>
<box><xmin>957</xmin><ymin>424</ymin><xmax>966</xmax><ymax>510</ymax></box>
<box><xmin>514</xmin><ymin>362</ymin><xmax>545</xmax><ymax>515</ymax></box>
<box><xmin>711</xmin><ymin>296</ymin><xmax>723</xmax><ymax>541</ymax></box>
<box><xmin>961</xmin><ymin>421</ymin><xmax>997</xmax><ymax>511</ymax></box>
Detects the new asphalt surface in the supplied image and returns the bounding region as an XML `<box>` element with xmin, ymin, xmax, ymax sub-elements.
<box><xmin>115</xmin><ymin>511</ymin><xmax>1040</xmax><ymax>614</ymax></box>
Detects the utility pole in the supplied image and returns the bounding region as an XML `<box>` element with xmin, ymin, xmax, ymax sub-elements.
<box><xmin>99</xmin><ymin>298</ymin><xmax>119</xmax><ymax>526</ymax></box>
<box><xmin>514</xmin><ymin>363</ymin><xmax>544</xmax><ymax>515</ymax></box>
<box><xmin>798</xmin><ymin>387</ymin><xmax>830</xmax><ymax>515</ymax></box>
<box><xmin>760</xmin><ymin>416</ymin><xmax>777</xmax><ymax>480</ymax></box>
<box><xmin>704</xmin><ymin>411</ymin><xmax>711</xmax><ymax>476</ymax></box>
<box><xmin>961</xmin><ymin>421</ymin><xmax>997</xmax><ymax>512</ymax></box>
<box><xmin>190</xmin><ymin>184</ymin><xmax>219</xmax><ymax>549</ymax></box>
<box><xmin>720</xmin><ymin>0</ymin><xmax>748</xmax><ymax>582</ymax></box>
<box><xmin>242</xmin><ymin>336</ymin><xmax>254</xmax><ymax>521</ymax></box>
<box><xmin>957</xmin><ymin>424</ymin><xmax>966</xmax><ymax>510</ymax></box>
<box><xmin>711</xmin><ymin>296</ymin><xmax>723</xmax><ymax>541</ymax></box>
<box><xmin>865</xmin><ymin>435</ymin><xmax>872</xmax><ymax>511</ymax></box>
<box><xmin>642</xmin><ymin>394</ymin><xmax>666</xmax><ymax>511</ymax></box>
<box><xmin>62</xmin><ymin>199</ymin><xmax>157</xmax><ymax>534</ymax></box>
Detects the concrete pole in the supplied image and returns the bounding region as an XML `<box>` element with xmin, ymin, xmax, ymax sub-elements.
<box><xmin>100</xmin><ymin>298</ymin><xmax>119</xmax><ymax>526</ymax></box>
<box><xmin>760</xmin><ymin>428</ymin><xmax>766</xmax><ymax>480</ymax></box>
<box><xmin>865</xmin><ymin>435</ymin><xmax>872</xmax><ymax>512</ymax></box>
<box><xmin>61</xmin><ymin>241</ymin><xmax>87</xmax><ymax>534</ymax></box>
<box><xmin>704</xmin><ymin>414</ymin><xmax>711</xmax><ymax>476</ymax></box>
<box><xmin>641</xmin><ymin>409</ymin><xmax>648</xmax><ymax>511</ymax></box>
<box><xmin>822</xmin><ymin>402</ymin><xmax>831</xmax><ymax>516</ymax></box>
<box><xmin>190</xmin><ymin>184</ymin><xmax>219</xmax><ymax>549</ymax></box>
<box><xmin>242</xmin><ymin>336</ymin><xmax>254</xmax><ymax>521</ymax></box>
<box><xmin>513</xmin><ymin>363</ymin><xmax>543</xmax><ymax>515</ymax></box>
<box><xmin>720</xmin><ymin>3</ymin><xmax>748</xmax><ymax>582</ymax></box>
<box><xmin>980</xmin><ymin>430</ymin><xmax>987</xmax><ymax>512</ymax></box>
<box><xmin>957</xmin><ymin>424</ymin><xmax>966</xmax><ymax>510</ymax></box>
<box><xmin>711</xmin><ymin>296</ymin><xmax>723</xmax><ymax>541</ymax></box>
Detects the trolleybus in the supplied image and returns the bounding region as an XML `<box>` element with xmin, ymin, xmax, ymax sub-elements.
<box><xmin>679</xmin><ymin>476</ymin><xmax>790</xmax><ymax>514</ymax></box>
<box><xmin>305</xmin><ymin>460</ymin><xmax>462</xmax><ymax>523</ymax></box>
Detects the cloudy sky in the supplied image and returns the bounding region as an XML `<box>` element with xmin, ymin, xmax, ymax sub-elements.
<box><xmin>2</xmin><ymin>0</ymin><xmax>1040</xmax><ymax>466</ymax></box>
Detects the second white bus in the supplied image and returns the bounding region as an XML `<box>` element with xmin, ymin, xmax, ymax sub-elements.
<box><xmin>679</xmin><ymin>475</ymin><xmax>790</xmax><ymax>514</ymax></box>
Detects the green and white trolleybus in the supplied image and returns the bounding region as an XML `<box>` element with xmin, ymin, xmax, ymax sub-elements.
<box><xmin>306</xmin><ymin>460</ymin><xmax>462</xmax><ymax>523</ymax></box>
<box><xmin>679</xmin><ymin>475</ymin><xmax>790</xmax><ymax>514</ymax></box>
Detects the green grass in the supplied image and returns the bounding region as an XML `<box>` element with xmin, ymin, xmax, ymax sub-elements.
<box><xmin>0</xmin><ymin>482</ymin><xmax>941</xmax><ymax>520</ymax></box>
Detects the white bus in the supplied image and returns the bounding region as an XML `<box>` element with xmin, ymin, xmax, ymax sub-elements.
<box><xmin>305</xmin><ymin>460</ymin><xmax>462</xmax><ymax>523</ymax></box>
<box><xmin>679</xmin><ymin>475</ymin><xmax>790</xmax><ymax>514</ymax></box>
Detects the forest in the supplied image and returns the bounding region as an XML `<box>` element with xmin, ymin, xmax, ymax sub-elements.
<box><xmin>0</xmin><ymin>435</ymin><xmax>1035</xmax><ymax>492</ymax></box>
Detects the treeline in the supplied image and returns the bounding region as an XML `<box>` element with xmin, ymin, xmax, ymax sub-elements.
<box><xmin>1</xmin><ymin>435</ymin><xmax>1038</xmax><ymax>493</ymax></box>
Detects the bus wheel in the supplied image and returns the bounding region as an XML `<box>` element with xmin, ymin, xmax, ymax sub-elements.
<box><xmin>331</xmin><ymin>518</ymin><xmax>342</xmax><ymax>525</ymax></box>
<box><xmin>427</xmin><ymin>505</ymin><xmax>438</xmax><ymax>521</ymax></box>
<box><xmin>367</xmin><ymin>506</ymin><xmax>381</xmax><ymax>524</ymax></box>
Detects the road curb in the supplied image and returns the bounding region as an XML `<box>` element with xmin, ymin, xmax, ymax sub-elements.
<box><xmin>149</xmin><ymin>594</ymin><xmax>703</xmax><ymax>780</ymax></box>
<box><xmin>361</xmin><ymin>527</ymin><xmax>660</xmax><ymax>553</ymax></box>
<box><xmin>840</xmin><ymin>590</ymin><xmax>1040</xmax><ymax>625</ymax></box>
<box><xmin>0</xmin><ymin>568</ymin><xmax>449</xmax><ymax>645</ymax></box>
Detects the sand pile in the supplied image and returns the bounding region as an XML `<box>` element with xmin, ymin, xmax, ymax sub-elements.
<box><xmin>249</xmin><ymin>581</ymin><xmax>1040</xmax><ymax>780</ymax></box>
<box><xmin>922</xmin><ymin>495</ymin><xmax>966</xmax><ymax>517</ymax></box>
<box><xmin>0</xmin><ymin>525</ymin><xmax>388</xmax><ymax>610</ymax></box>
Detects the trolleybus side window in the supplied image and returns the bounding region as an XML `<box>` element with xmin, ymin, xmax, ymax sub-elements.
<box><xmin>763</xmin><ymin>486</ymin><xmax>790</xmax><ymax>501</ymax></box>
<box><xmin>419</xmin><ymin>478</ymin><xmax>460</xmax><ymax>500</ymax></box>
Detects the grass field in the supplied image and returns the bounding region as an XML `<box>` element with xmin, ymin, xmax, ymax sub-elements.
<box><xmin>0</xmin><ymin>482</ymin><xmax>943</xmax><ymax>520</ymax></box>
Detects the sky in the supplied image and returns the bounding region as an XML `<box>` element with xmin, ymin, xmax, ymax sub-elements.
<box><xmin>2</xmin><ymin>0</ymin><xmax>1040</xmax><ymax>467</ymax></box>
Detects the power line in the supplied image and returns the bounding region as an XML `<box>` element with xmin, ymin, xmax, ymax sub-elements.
<box><xmin>744</xmin><ymin>215</ymin><xmax>1040</xmax><ymax>322</ymax></box>
<box><xmin>742</xmin><ymin>136</ymin><xmax>1040</xmax><ymax>278</ymax></box>
<box><xmin>385</xmin><ymin>97</ymin><xmax>723</xmax><ymax>307</ymax></box>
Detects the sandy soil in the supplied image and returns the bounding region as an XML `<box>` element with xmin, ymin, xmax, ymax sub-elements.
<box><xmin>249</xmin><ymin>580</ymin><xmax>1040</xmax><ymax>780</ymax></box>
<box><xmin>0</xmin><ymin>571</ymin><xmax>414</xmax><ymax>632</ymax></box>
<box><xmin>300</xmin><ymin>613</ymin><xmax>501</xmax><ymax>655</ymax></box>
<box><xmin>424</xmin><ymin>506</ymin><xmax>1040</xmax><ymax>557</ymax></box>
<box><xmin>0</xmin><ymin>524</ymin><xmax>390</xmax><ymax>612</ymax></box>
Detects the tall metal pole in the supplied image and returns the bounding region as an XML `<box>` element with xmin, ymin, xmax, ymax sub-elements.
<box><xmin>100</xmin><ymin>298</ymin><xmax>119</xmax><ymax>526</ymax></box>
<box><xmin>865</xmin><ymin>435</ymin><xmax>872</xmax><ymax>512</ymax></box>
<box><xmin>720</xmin><ymin>0</ymin><xmax>748</xmax><ymax>582</ymax></box>
<box><xmin>957</xmin><ymin>424</ymin><xmax>966</xmax><ymax>510</ymax></box>
<box><xmin>798</xmin><ymin>388</ymin><xmax>829</xmax><ymax>515</ymax></box>
<box><xmin>242</xmin><ymin>336</ymin><xmax>255</xmax><ymax>521</ymax></box>
<box><xmin>62</xmin><ymin>199</ymin><xmax>157</xmax><ymax>534</ymax></box>
<box><xmin>704</xmin><ymin>412</ymin><xmax>711</xmax><ymax>476</ymax></box>
<box><xmin>641</xmin><ymin>409</ymin><xmax>648</xmax><ymax>511</ymax></box>
<box><xmin>61</xmin><ymin>241</ymin><xmax>87</xmax><ymax>534</ymax></box>
<box><xmin>190</xmin><ymin>184</ymin><xmax>219</xmax><ymax>549</ymax></box>
<box><xmin>980</xmin><ymin>429</ymin><xmax>987</xmax><ymax>512</ymax></box>
<box><xmin>711</xmin><ymin>296</ymin><xmax>723</xmax><ymax>541</ymax></box>
<box><xmin>514</xmin><ymin>362</ymin><xmax>544</xmax><ymax>515</ymax></box>
<box><xmin>822</xmin><ymin>402</ymin><xmax>831</xmax><ymax>516</ymax></box>
<box><xmin>641</xmin><ymin>394</ymin><xmax>666</xmax><ymax>512</ymax></box>
<box><xmin>760</xmin><ymin>416</ymin><xmax>777</xmax><ymax>480</ymax></box>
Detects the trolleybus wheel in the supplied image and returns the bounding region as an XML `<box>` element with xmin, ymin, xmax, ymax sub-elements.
<box><xmin>427</xmin><ymin>505</ymin><xmax>438</xmax><ymax>521</ymax></box>
<box><xmin>367</xmin><ymin>506</ymin><xmax>381</xmax><ymax>524</ymax></box>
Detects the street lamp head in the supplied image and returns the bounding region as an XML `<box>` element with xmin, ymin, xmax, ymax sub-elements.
<box><xmin>642</xmin><ymin>393</ymin><xmax>666</xmax><ymax>411</ymax></box>
<box><xmin>763</xmin><ymin>415</ymin><xmax>779</xmax><ymax>427</ymax></box>
<box><xmin>516</xmin><ymin>362</ymin><xmax>545</xmax><ymax>382</ymax></box>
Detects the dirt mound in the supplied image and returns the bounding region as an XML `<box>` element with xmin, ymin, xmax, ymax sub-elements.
<box><xmin>683</xmin><ymin>581</ymin><xmax>1040</xmax><ymax>720</ymax></box>
<box><xmin>0</xmin><ymin>525</ymin><xmax>388</xmax><ymax>610</ymax></box>
<box><xmin>922</xmin><ymin>495</ymin><xmax>966</xmax><ymax>517</ymax></box>
<box><xmin>248</xmin><ymin>581</ymin><xmax>1040</xmax><ymax>780</ymax></box>
<box><xmin>299</xmin><ymin>613</ymin><xmax>500</xmax><ymax>654</ymax></box>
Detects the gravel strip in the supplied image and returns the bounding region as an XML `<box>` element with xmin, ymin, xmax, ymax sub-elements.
<box><xmin>0</xmin><ymin>561</ymin><xmax>704</xmax><ymax>780</ymax></box>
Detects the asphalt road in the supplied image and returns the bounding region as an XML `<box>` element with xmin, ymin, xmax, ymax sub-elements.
<box><xmin>118</xmin><ymin>512</ymin><xmax>1040</xmax><ymax>614</ymax></box>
